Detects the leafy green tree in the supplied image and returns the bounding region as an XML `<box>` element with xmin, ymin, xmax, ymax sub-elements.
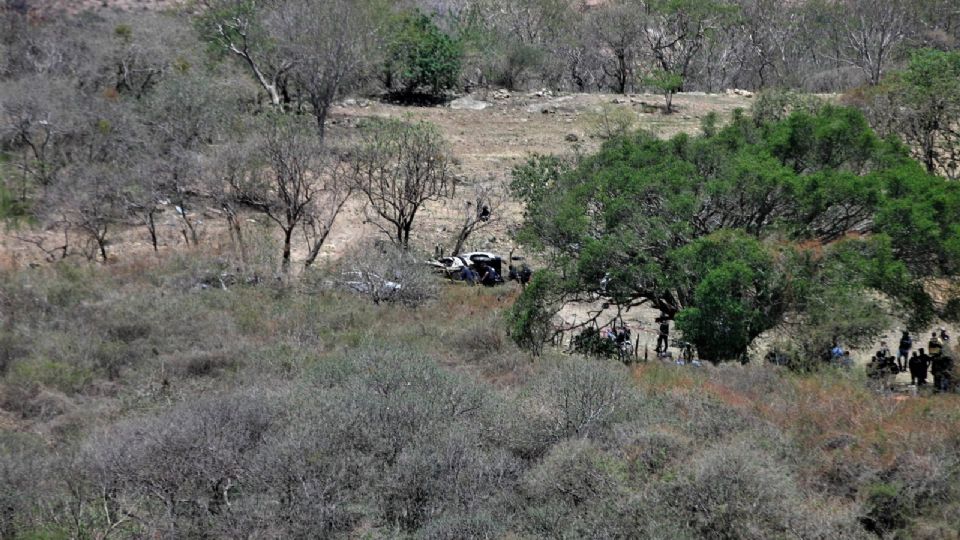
<box><xmin>384</xmin><ymin>10</ymin><xmax>462</xmax><ymax>99</ymax></box>
<box><xmin>886</xmin><ymin>49</ymin><xmax>960</xmax><ymax>178</ymax></box>
<box><xmin>508</xmin><ymin>270</ymin><xmax>562</xmax><ymax>357</ymax></box>
<box><xmin>640</xmin><ymin>69</ymin><xmax>683</xmax><ymax>113</ymax></box>
<box><xmin>510</xmin><ymin>105</ymin><xmax>960</xmax><ymax>362</ymax></box>
<box><xmin>670</xmin><ymin>231</ymin><xmax>785</xmax><ymax>360</ymax></box>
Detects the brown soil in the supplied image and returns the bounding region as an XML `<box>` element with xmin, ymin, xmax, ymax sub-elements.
<box><xmin>0</xmin><ymin>91</ymin><xmax>753</xmax><ymax>268</ymax></box>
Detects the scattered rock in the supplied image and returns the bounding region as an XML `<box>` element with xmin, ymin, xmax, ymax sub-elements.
<box><xmin>526</xmin><ymin>95</ymin><xmax>576</xmax><ymax>114</ymax></box>
<box><xmin>529</xmin><ymin>88</ymin><xmax>554</xmax><ymax>98</ymax></box>
<box><xmin>449</xmin><ymin>96</ymin><xmax>492</xmax><ymax>110</ymax></box>
<box><xmin>565</xmin><ymin>133</ymin><xmax>579</xmax><ymax>142</ymax></box>
<box><xmin>725</xmin><ymin>88</ymin><xmax>755</xmax><ymax>98</ymax></box>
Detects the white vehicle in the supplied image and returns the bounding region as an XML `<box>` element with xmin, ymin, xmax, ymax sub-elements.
<box><xmin>426</xmin><ymin>256</ymin><xmax>468</xmax><ymax>275</ymax></box>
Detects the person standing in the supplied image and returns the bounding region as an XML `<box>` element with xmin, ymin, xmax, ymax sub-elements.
<box><xmin>918</xmin><ymin>348</ymin><xmax>931</xmax><ymax>387</ymax></box>
<box><xmin>897</xmin><ymin>331</ymin><xmax>912</xmax><ymax>372</ymax></box>
<box><xmin>931</xmin><ymin>351</ymin><xmax>949</xmax><ymax>392</ymax></box>
<box><xmin>656</xmin><ymin>317</ymin><xmax>670</xmax><ymax>355</ymax></box>
<box><xmin>908</xmin><ymin>351</ymin><xmax>926</xmax><ymax>386</ymax></box>
<box><xmin>928</xmin><ymin>331</ymin><xmax>943</xmax><ymax>358</ymax></box>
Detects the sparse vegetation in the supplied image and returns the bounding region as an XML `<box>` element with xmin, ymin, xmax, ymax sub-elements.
<box><xmin>2</xmin><ymin>1</ymin><xmax>960</xmax><ymax>538</ymax></box>
<box><xmin>0</xmin><ymin>257</ymin><xmax>958</xmax><ymax>537</ymax></box>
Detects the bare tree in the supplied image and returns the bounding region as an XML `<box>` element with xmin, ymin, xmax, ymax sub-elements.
<box><xmin>835</xmin><ymin>0</ymin><xmax>911</xmax><ymax>86</ymax></box>
<box><xmin>55</xmin><ymin>164</ymin><xmax>128</xmax><ymax>262</ymax></box>
<box><xmin>640</xmin><ymin>0</ymin><xmax>731</xmax><ymax>93</ymax></box>
<box><xmin>140</xmin><ymin>71</ymin><xmax>252</xmax><ymax>246</ymax></box>
<box><xmin>350</xmin><ymin>118</ymin><xmax>455</xmax><ymax>250</ymax></box>
<box><xmin>587</xmin><ymin>2</ymin><xmax>644</xmax><ymax>94</ymax></box>
<box><xmin>266</xmin><ymin>0</ymin><xmax>380</xmax><ymax>139</ymax></box>
<box><xmin>196</xmin><ymin>0</ymin><xmax>294</xmax><ymax>108</ymax></box>
<box><xmin>449</xmin><ymin>180</ymin><xmax>505</xmax><ymax>256</ymax></box>
<box><xmin>0</xmin><ymin>77</ymin><xmax>81</xmax><ymax>194</ymax></box>
<box><xmin>227</xmin><ymin>116</ymin><xmax>351</xmax><ymax>272</ymax></box>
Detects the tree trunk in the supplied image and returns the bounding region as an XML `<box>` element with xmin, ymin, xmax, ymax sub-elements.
<box><xmin>97</xmin><ymin>232</ymin><xmax>108</xmax><ymax>263</ymax></box>
<box><xmin>281</xmin><ymin>227</ymin><xmax>293</xmax><ymax>272</ymax></box>
<box><xmin>227</xmin><ymin>212</ymin><xmax>247</xmax><ymax>265</ymax></box>
<box><xmin>146</xmin><ymin>210</ymin><xmax>158</xmax><ymax>252</ymax></box>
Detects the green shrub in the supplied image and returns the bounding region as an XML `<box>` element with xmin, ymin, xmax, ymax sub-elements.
<box><xmin>861</xmin><ymin>482</ymin><xmax>910</xmax><ymax>535</ymax></box>
<box><xmin>384</xmin><ymin>10</ymin><xmax>461</xmax><ymax>98</ymax></box>
<box><xmin>9</xmin><ymin>359</ymin><xmax>94</xmax><ymax>394</ymax></box>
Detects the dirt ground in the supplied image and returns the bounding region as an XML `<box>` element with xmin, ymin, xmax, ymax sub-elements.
<box><xmin>0</xmin><ymin>90</ymin><xmax>753</xmax><ymax>268</ymax></box>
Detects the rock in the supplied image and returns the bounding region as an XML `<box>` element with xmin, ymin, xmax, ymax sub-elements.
<box><xmin>725</xmin><ymin>88</ymin><xmax>755</xmax><ymax>98</ymax></box>
<box><xmin>449</xmin><ymin>96</ymin><xmax>492</xmax><ymax>110</ymax></box>
<box><xmin>343</xmin><ymin>98</ymin><xmax>357</xmax><ymax>107</ymax></box>
<box><xmin>611</xmin><ymin>97</ymin><xmax>628</xmax><ymax>104</ymax></box>
<box><xmin>492</xmin><ymin>89</ymin><xmax>511</xmax><ymax>99</ymax></box>
<box><xmin>565</xmin><ymin>133</ymin><xmax>579</xmax><ymax>142</ymax></box>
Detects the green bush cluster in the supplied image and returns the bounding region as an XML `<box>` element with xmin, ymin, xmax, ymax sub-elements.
<box><xmin>509</xmin><ymin>104</ymin><xmax>960</xmax><ymax>362</ymax></box>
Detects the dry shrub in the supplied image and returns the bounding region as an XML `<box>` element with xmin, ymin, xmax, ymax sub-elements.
<box><xmin>886</xmin><ymin>450</ymin><xmax>959</xmax><ymax>513</ymax></box>
<box><xmin>0</xmin><ymin>432</ymin><xmax>58</xmax><ymax>538</ymax></box>
<box><xmin>518</xmin><ymin>438</ymin><xmax>633</xmax><ymax>538</ymax></box>
<box><xmin>500</xmin><ymin>357</ymin><xmax>638</xmax><ymax>459</ymax></box>
<box><xmin>170</xmin><ymin>350</ymin><xmax>239</xmax><ymax>378</ymax></box>
<box><xmin>664</xmin><ymin>439</ymin><xmax>867</xmax><ymax>539</ymax></box>
<box><xmin>606</xmin><ymin>424</ymin><xmax>693</xmax><ymax>477</ymax></box>
<box><xmin>457</xmin><ymin>315</ymin><xmax>508</xmax><ymax>355</ymax></box>
<box><xmin>415</xmin><ymin>510</ymin><xmax>506</xmax><ymax>540</ymax></box>
<box><xmin>380</xmin><ymin>428</ymin><xmax>520</xmax><ymax>532</ymax></box>
<box><xmin>80</xmin><ymin>390</ymin><xmax>279</xmax><ymax>537</ymax></box>
<box><xmin>332</xmin><ymin>241</ymin><xmax>439</xmax><ymax>307</ymax></box>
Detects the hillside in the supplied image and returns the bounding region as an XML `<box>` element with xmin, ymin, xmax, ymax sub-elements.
<box><xmin>3</xmin><ymin>2</ymin><xmax>960</xmax><ymax>538</ymax></box>
<box><xmin>2</xmin><ymin>254</ymin><xmax>959</xmax><ymax>538</ymax></box>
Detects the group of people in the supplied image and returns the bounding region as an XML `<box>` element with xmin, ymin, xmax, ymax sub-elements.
<box><xmin>861</xmin><ymin>329</ymin><xmax>955</xmax><ymax>392</ymax></box>
<box><xmin>599</xmin><ymin>325</ymin><xmax>633</xmax><ymax>351</ymax></box>
<box><xmin>459</xmin><ymin>262</ymin><xmax>501</xmax><ymax>286</ymax></box>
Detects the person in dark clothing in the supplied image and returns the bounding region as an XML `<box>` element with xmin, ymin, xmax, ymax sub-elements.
<box><xmin>883</xmin><ymin>354</ymin><xmax>899</xmax><ymax>375</ymax></box>
<box><xmin>518</xmin><ymin>264</ymin><xmax>532</xmax><ymax>287</ymax></box>
<box><xmin>656</xmin><ymin>318</ymin><xmax>670</xmax><ymax>355</ymax></box>
<box><xmin>917</xmin><ymin>349</ymin><xmax>931</xmax><ymax>386</ymax></box>
<box><xmin>479</xmin><ymin>264</ymin><xmax>500</xmax><ymax>287</ymax></box>
<box><xmin>909</xmin><ymin>350</ymin><xmax>928</xmax><ymax>386</ymax></box>
<box><xmin>867</xmin><ymin>351</ymin><xmax>886</xmax><ymax>381</ymax></box>
<box><xmin>897</xmin><ymin>331</ymin><xmax>912</xmax><ymax>371</ymax></box>
<box><xmin>459</xmin><ymin>264</ymin><xmax>476</xmax><ymax>285</ymax></box>
<box><xmin>931</xmin><ymin>353</ymin><xmax>952</xmax><ymax>392</ymax></box>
